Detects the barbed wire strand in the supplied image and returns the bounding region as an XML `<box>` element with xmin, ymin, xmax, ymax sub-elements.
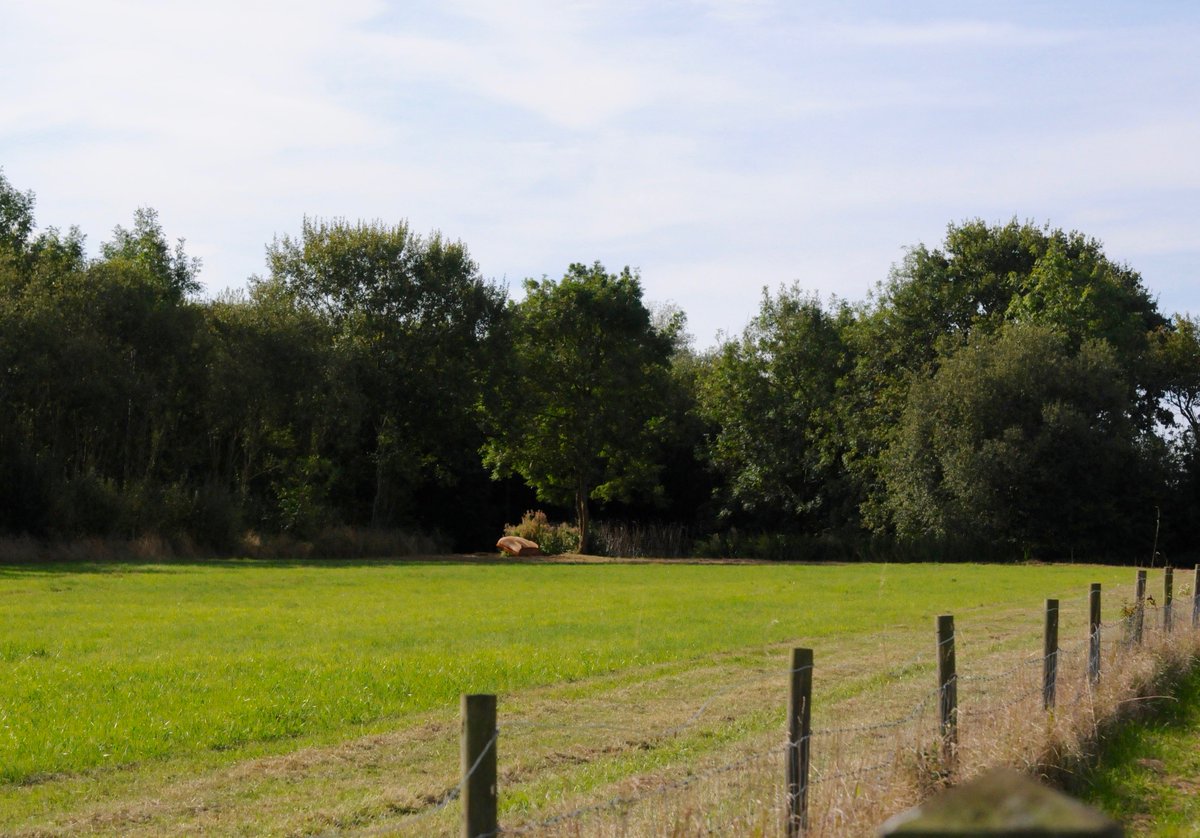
<box><xmin>960</xmin><ymin>650</ymin><xmax>1043</xmax><ymax>684</ymax></box>
<box><xmin>811</xmin><ymin>756</ymin><xmax>897</xmax><ymax>788</ymax></box>
<box><xmin>355</xmin><ymin>728</ymin><xmax>500</xmax><ymax>837</ymax></box>
<box><xmin>498</xmin><ymin>645</ymin><xmax>937</xmax><ymax>745</ymax></box>
<box><xmin>498</xmin><ymin>742</ymin><xmax>788</xmax><ymax>836</ymax></box>
<box><xmin>958</xmin><ymin>683</ymin><xmax>1043</xmax><ymax>719</ymax></box>
<box><xmin>813</xmin><ymin>686</ymin><xmax>941</xmax><ymax>739</ymax></box>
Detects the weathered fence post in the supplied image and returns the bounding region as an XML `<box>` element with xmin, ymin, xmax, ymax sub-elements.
<box><xmin>1088</xmin><ymin>583</ymin><xmax>1101</xmax><ymax>686</ymax></box>
<box><xmin>1194</xmin><ymin>565</ymin><xmax>1200</xmax><ymax>629</ymax></box>
<box><xmin>1134</xmin><ymin>570</ymin><xmax>1147</xmax><ymax>645</ymax></box>
<box><xmin>937</xmin><ymin>615</ymin><xmax>957</xmax><ymax>773</ymax></box>
<box><xmin>1164</xmin><ymin>566</ymin><xmax>1174</xmax><ymax>633</ymax></box>
<box><xmin>1043</xmin><ymin>599</ymin><xmax>1059</xmax><ymax>711</ymax></box>
<box><xmin>787</xmin><ymin>648</ymin><xmax>813</xmax><ymax>837</ymax></box>
<box><xmin>461</xmin><ymin>694</ymin><xmax>497</xmax><ymax>838</ymax></box>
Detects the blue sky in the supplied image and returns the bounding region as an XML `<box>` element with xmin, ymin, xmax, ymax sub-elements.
<box><xmin>2</xmin><ymin>0</ymin><xmax>1197</xmax><ymax>345</ymax></box>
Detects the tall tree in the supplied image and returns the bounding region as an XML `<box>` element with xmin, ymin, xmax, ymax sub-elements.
<box><xmin>482</xmin><ymin>263</ymin><xmax>674</xmax><ymax>552</ymax></box>
<box><xmin>265</xmin><ymin>218</ymin><xmax>506</xmax><ymax>528</ymax></box>
<box><xmin>0</xmin><ymin>169</ymin><xmax>35</xmax><ymax>261</ymax></box>
<box><xmin>202</xmin><ymin>281</ymin><xmax>336</xmax><ymax>534</ymax></box>
<box><xmin>100</xmin><ymin>207</ymin><xmax>202</xmax><ymax>300</ymax></box>
<box><xmin>698</xmin><ymin>285</ymin><xmax>851</xmax><ymax>530</ymax></box>
<box><xmin>0</xmin><ymin>181</ymin><xmax>213</xmax><ymax>538</ymax></box>
<box><xmin>1150</xmin><ymin>315</ymin><xmax>1200</xmax><ymax>551</ymax></box>
<box><xmin>843</xmin><ymin>219</ymin><xmax>1166</xmax><ymax>532</ymax></box>
<box><xmin>883</xmin><ymin>323</ymin><xmax>1159</xmax><ymax>558</ymax></box>
<box><xmin>1153</xmin><ymin>314</ymin><xmax>1200</xmax><ymax>441</ymax></box>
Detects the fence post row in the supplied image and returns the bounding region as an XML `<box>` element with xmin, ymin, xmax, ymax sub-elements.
<box><xmin>1164</xmin><ymin>566</ymin><xmax>1174</xmax><ymax>633</ymax></box>
<box><xmin>787</xmin><ymin>648</ymin><xmax>813</xmax><ymax>837</ymax></box>
<box><xmin>1134</xmin><ymin>570</ymin><xmax>1147</xmax><ymax>645</ymax></box>
<box><xmin>462</xmin><ymin>694</ymin><xmax>498</xmax><ymax>838</ymax></box>
<box><xmin>451</xmin><ymin>573</ymin><xmax>1196</xmax><ymax>836</ymax></box>
<box><xmin>936</xmin><ymin>615</ymin><xmax>958</xmax><ymax>774</ymax></box>
<box><xmin>1043</xmin><ymin>599</ymin><xmax>1059</xmax><ymax>711</ymax></box>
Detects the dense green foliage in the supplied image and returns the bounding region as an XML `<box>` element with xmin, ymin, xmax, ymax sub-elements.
<box><xmin>698</xmin><ymin>221</ymin><xmax>1187</xmax><ymax>560</ymax></box>
<box><xmin>0</xmin><ymin>174</ymin><xmax>511</xmax><ymax>548</ymax></box>
<box><xmin>835</xmin><ymin>221</ymin><xmax>1167</xmax><ymax>537</ymax></box>
<box><xmin>885</xmin><ymin>325</ymin><xmax>1155</xmax><ymax>556</ymax></box>
<box><xmin>2</xmin><ymin>169</ymin><xmax>1198</xmax><ymax>559</ymax></box>
<box><xmin>261</xmin><ymin>218</ymin><xmax>507</xmax><ymax>533</ymax></box>
<box><xmin>698</xmin><ymin>286</ymin><xmax>851</xmax><ymax>530</ymax></box>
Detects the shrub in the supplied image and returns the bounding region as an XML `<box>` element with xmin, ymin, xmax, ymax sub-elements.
<box><xmin>504</xmin><ymin>510</ymin><xmax>580</xmax><ymax>555</ymax></box>
<box><xmin>51</xmin><ymin>473</ymin><xmax>124</xmax><ymax>537</ymax></box>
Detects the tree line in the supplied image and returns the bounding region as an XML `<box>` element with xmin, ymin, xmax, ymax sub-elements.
<box><xmin>2</xmin><ymin>169</ymin><xmax>1197</xmax><ymax>561</ymax></box>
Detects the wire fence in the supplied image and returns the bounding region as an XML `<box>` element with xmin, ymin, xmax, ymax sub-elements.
<box><xmin>370</xmin><ymin>567</ymin><xmax>1200</xmax><ymax>837</ymax></box>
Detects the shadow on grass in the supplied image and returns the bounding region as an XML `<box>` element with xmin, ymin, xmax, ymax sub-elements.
<box><xmin>0</xmin><ymin>553</ymin><xmax>656</xmax><ymax>577</ymax></box>
<box><xmin>0</xmin><ymin>542</ymin><xmax>877</xmax><ymax>577</ymax></box>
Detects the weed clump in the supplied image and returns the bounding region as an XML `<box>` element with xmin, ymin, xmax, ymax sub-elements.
<box><xmin>504</xmin><ymin>510</ymin><xmax>580</xmax><ymax>555</ymax></box>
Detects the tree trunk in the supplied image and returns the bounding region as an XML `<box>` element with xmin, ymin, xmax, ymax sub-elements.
<box><xmin>372</xmin><ymin>416</ymin><xmax>393</xmax><ymax>528</ymax></box>
<box><xmin>372</xmin><ymin>457</ymin><xmax>386</xmax><ymax>528</ymax></box>
<box><xmin>575</xmin><ymin>480</ymin><xmax>590</xmax><ymax>554</ymax></box>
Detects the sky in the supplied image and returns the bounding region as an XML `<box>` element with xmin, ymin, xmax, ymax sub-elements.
<box><xmin>2</xmin><ymin>0</ymin><xmax>1198</xmax><ymax>346</ymax></box>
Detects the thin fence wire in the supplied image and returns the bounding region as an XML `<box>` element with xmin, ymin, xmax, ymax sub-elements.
<box><xmin>501</xmin><ymin>669</ymin><xmax>784</xmax><ymax>739</ymax></box>
<box><xmin>959</xmin><ymin>651</ymin><xmax>1042</xmax><ymax>684</ymax></box>
<box><xmin>958</xmin><ymin>683</ymin><xmax>1043</xmax><ymax>719</ymax></box>
<box><xmin>355</xmin><ymin>729</ymin><xmax>500</xmax><ymax>838</ymax></box>
<box><xmin>812</xmin><ymin>687</ymin><xmax>941</xmax><ymax>739</ymax></box>
<box><xmin>499</xmin><ymin>679</ymin><xmax>935</xmax><ymax>834</ymax></box>
<box><xmin>499</xmin><ymin>742</ymin><xmax>788</xmax><ymax>835</ymax></box>
<box><xmin>501</xmin><ymin>645</ymin><xmax>936</xmax><ymax>744</ymax></box>
<box><xmin>811</xmin><ymin>757</ymin><xmax>897</xmax><ymax>787</ymax></box>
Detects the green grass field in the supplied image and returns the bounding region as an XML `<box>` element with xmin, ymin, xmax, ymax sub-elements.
<box><xmin>0</xmin><ymin>559</ymin><xmax>1146</xmax><ymax>835</ymax></box>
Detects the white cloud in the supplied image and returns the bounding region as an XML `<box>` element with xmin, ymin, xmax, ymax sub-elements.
<box><xmin>1</xmin><ymin>0</ymin><xmax>384</xmax><ymax>149</ymax></box>
<box><xmin>829</xmin><ymin>19</ymin><xmax>1085</xmax><ymax>48</ymax></box>
<box><xmin>354</xmin><ymin>2</ymin><xmax>751</xmax><ymax>131</ymax></box>
<box><xmin>690</xmin><ymin>0</ymin><xmax>778</xmax><ymax>25</ymax></box>
<box><xmin>363</xmin><ymin>32</ymin><xmax>652</xmax><ymax>130</ymax></box>
<box><xmin>0</xmin><ymin>0</ymin><xmax>1197</xmax><ymax>342</ymax></box>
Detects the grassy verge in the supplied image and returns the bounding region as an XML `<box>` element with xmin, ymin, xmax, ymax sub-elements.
<box><xmin>1076</xmin><ymin>659</ymin><xmax>1200</xmax><ymax>836</ymax></box>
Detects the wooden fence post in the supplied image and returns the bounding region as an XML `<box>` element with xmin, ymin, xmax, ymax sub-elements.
<box><xmin>937</xmin><ymin>615</ymin><xmax>957</xmax><ymax>773</ymax></box>
<box><xmin>1164</xmin><ymin>566</ymin><xmax>1174</xmax><ymax>633</ymax></box>
<box><xmin>1134</xmin><ymin>570</ymin><xmax>1147</xmax><ymax>645</ymax></box>
<box><xmin>1088</xmin><ymin>584</ymin><xmax>1101</xmax><ymax>686</ymax></box>
<box><xmin>462</xmin><ymin>694</ymin><xmax>497</xmax><ymax>838</ymax></box>
<box><xmin>787</xmin><ymin>648</ymin><xmax>813</xmax><ymax>837</ymax></box>
<box><xmin>1043</xmin><ymin>599</ymin><xmax>1059</xmax><ymax>711</ymax></box>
